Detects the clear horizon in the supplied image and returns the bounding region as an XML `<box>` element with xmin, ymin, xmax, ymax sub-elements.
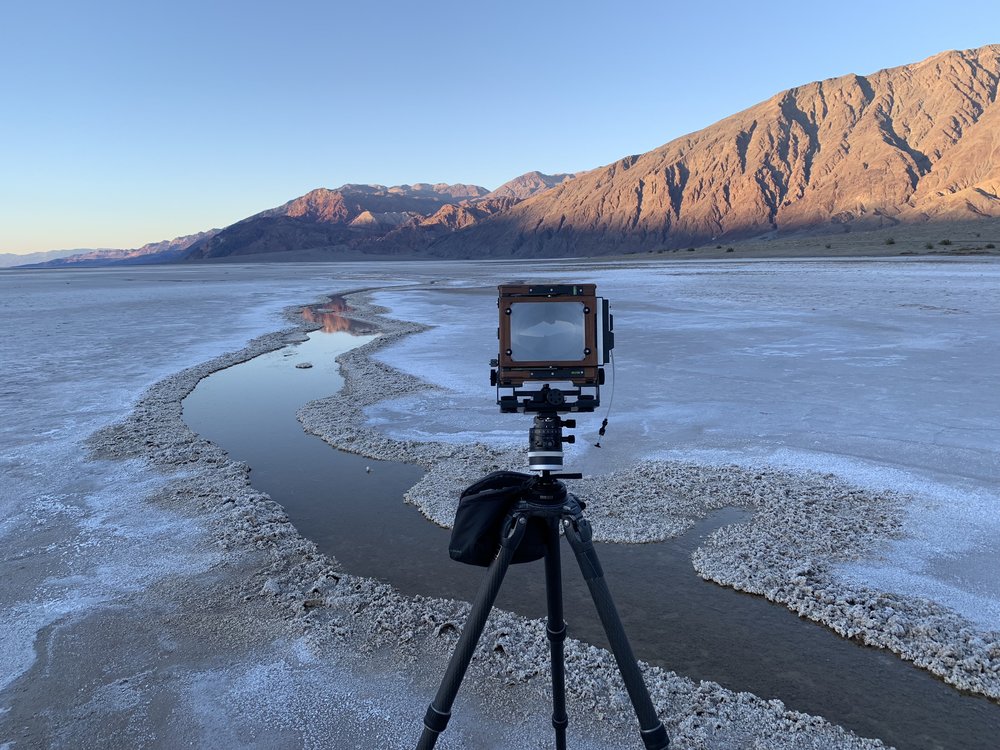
<box><xmin>2</xmin><ymin>1</ymin><xmax>998</xmax><ymax>254</ymax></box>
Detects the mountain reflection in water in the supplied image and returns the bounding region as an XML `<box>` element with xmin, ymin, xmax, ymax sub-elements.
<box><xmin>302</xmin><ymin>296</ymin><xmax>374</xmax><ymax>334</ymax></box>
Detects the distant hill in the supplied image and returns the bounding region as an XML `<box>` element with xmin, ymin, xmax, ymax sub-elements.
<box><xmin>357</xmin><ymin>176</ymin><xmax>578</xmax><ymax>257</ymax></box>
<box><xmin>181</xmin><ymin>178</ymin><xmax>573</xmax><ymax>260</ymax></box>
<box><xmin>0</xmin><ymin>248</ymin><xmax>98</xmax><ymax>268</ymax></box>
<box><xmin>182</xmin><ymin>183</ymin><xmax>489</xmax><ymax>260</ymax></box>
<box><xmin>19</xmin><ymin>232</ymin><xmax>219</xmax><ymax>268</ymax></box>
<box><xmin>484</xmin><ymin>171</ymin><xmax>576</xmax><ymax>201</ymax></box>
<box><xmin>427</xmin><ymin>45</ymin><xmax>1000</xmax><ymax>257</ymax></box>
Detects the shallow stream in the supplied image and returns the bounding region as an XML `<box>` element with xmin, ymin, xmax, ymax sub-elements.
<box><xmin>182</xmin><ymin>300</ymin><xmax>1000</xmax><ymax>750</ymax></box>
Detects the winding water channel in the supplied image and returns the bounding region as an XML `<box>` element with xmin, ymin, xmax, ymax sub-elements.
<box><xmin>182</xmin><ymin>300</ymin><xmax>1000</xmax><ymax>750</ymax></box>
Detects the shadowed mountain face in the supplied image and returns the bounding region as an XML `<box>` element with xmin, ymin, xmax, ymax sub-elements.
<box><xmin>426</xmin><ymin>45</ymin><xmax>1000</xmax><ymax>257</ymax></box>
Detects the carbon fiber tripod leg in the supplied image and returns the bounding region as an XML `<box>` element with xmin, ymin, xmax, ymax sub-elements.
<box><xmin>563</xmin><ymin>515</ymin><xmax>670</xmax><ymax>750</ymax></box>
<box><xmin>416</xmin><ymin>515</ymin><xmax>528</xmax><ymax>750</ymax></box>
<box><xmin>544</xmin><ymin>518</ymin><xmax>568</xmax><ymax>750</ymax></box>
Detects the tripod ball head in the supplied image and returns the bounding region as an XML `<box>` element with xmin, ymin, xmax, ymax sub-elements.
<box><xmin>528</xmin><ymin>413</ymin><xmax>576</xmax><ymax>473</ymax></box>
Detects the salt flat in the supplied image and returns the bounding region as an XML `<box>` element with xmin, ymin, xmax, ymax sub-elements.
<box><xmin>366</xmin><ymin>258</ymin><xmax>1000</xmax><ymax>632</ymax></box>
<box><xmin>1</xmin><ymin>258</ymin><xmax>998</xmax><ymax>749</ymax></box>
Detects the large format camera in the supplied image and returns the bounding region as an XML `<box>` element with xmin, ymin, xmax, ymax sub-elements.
<box><xmin>418</xmin><ymin>282</ymin><xmax>669</xmax><ymax>750</ymax></box>
<box><xmin>491</xmin><ymin>283</ymin><xmax>614</xmax><ymax>414</ymax></box>
<box><xmin>418</xmin><ymin>281</ymin><xmax>668</xmax><ymax>750</ymax></box>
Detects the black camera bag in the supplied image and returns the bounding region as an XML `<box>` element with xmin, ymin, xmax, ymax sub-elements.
<box><xmin>449</xmin><ymin>471</ymin><xmax>549</xmax><ymax>566</ymax></box>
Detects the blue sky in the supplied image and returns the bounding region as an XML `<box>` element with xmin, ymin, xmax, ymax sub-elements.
<box><xmin>2</xmin><ymin>1</ymin><xmax>998</xmax><ymax>253</ymax></box>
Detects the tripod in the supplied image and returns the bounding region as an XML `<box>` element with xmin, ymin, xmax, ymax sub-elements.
<box><xmin>416</xmin><ymin>416</ymin><xmax>669</xmax><ymax>750</ymax></box>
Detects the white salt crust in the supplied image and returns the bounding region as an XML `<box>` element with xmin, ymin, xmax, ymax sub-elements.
<box><xmin>83</xmin><ymin>288</ymin><xmax>994</xmax><ymax>748</ymax></box>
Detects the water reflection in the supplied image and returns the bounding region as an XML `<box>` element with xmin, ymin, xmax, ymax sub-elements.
<box><xmin>302</xmin><ymin>295</ymin><xmax>375</xmax><ymax>334</ymax></box>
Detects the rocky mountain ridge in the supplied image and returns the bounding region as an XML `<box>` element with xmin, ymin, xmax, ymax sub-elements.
<box><xmin>427</xmin><ymin>45</ymin><xmax>1000</xmax><ymax>257</ymax></box>
<box><xmin>1</xmin><ymin>248</ymin><xmax>96</xmax><ymax>268</ymax></box>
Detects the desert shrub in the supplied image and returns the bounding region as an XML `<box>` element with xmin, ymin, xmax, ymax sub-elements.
<box><xmin>925</xmin><ymin>242</ymin><xmax>934</xmax><ymax>249</ymax></box>
<box><xmin>885</xmin><ymin>237</ymin><xmax>896</xmax><ymax>245</ymax></box>
<box><xmin>939</xmin><ymin>239</ymin><xmax>952</xmax><ymax>246</ymax></box>
<box><xmin>726</xmin><ymin>247</ymin><xmax>734</xmax><ymax>253</ymax></box>
<box><xmin>825</xmin><ymin>243</ymin><xmax>832</xmax><ymax>249</ymax></box>
<box><xmin>987</xmin><ymin>243</ymin><xmax>996</xmax><ymax>249</ymax></box>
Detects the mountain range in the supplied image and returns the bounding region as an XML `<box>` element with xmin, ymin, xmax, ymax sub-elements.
<box><xmin>441</xmin><ymin>44</ymin><xmax>1000</xmax><ymax>258</ymax></box>
<box><xmin>180</xmin><ymin>174</ymin><xmax>578</xmax><ymax>260</ymax></box>
<box><xmin>17</xmin><ymin>44</ymin><xmax>1000</xmax><ymax>267</ymax></box>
